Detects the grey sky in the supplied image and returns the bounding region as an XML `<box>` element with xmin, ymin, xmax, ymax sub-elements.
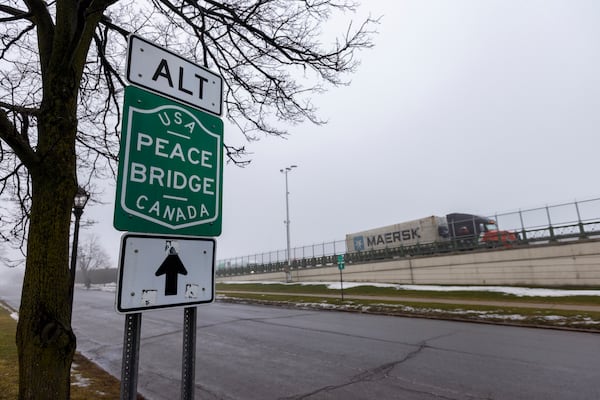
<box><xmin>212</xmin><ymin>0</ymin><xmax>600</xmax><ymax>259</ymax></box>
<box><xmin>4</xmin><ymin>0</ymin><xmax>600</xmax><ymax>272</ymax></box>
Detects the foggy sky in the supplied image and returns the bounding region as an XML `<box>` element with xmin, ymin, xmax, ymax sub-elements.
<box><xmin>2</xmin><ymin>0</ymin><xmax>600</xmax><ymax>272</ymax></box>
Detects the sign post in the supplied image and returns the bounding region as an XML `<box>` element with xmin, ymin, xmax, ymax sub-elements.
<box><xmin>120</xmin><ymin>313</ymin><xmax>141</xmax><ymax>400</ymax></box>
<box><xmin>337</xmin><ymin>255</ymin><xmax>345</xmax><ymax>301</ymax></box>
<box><xmin>181</xmin><ymin>307</ymin><xmax>197</xmax><ymax>400</ymax></box>
<box><xmin>116</xmin><ymin>233</ymin><xmax>214</xmax><ymax>400</ymax></box>
<box><xmin>115</xmin><ymin>34</ymin><xmax>224</xmax><ymax>400</ymax></box>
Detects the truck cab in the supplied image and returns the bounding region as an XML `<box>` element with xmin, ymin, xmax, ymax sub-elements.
<box><xmin>446</xmin><ymin>213</ymin><xmax>517</xmax><ymax>247</ymax></box>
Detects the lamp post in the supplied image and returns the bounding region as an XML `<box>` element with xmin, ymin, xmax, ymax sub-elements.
<box><xmin>280</xmin><ymin>165</ymin><xmax>297</xmax><ymax>281</ymax></box>
<box><xmin>70</xmin><ymin>186</ymin><xmax>90</xmax><ymax>289</ymax></box>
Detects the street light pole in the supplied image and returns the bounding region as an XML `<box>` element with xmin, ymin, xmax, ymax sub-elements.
<box><xmin>280</xmin><ymin>165</ymin><xmax>297</xmax><ymax>282</ymax></box>
<box><xmin>70</xmin><ymin>186</ymin><xmax>90</xmax><ymax>298</ymax></box>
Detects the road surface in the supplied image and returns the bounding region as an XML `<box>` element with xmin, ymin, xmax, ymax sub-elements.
<box><xmin>3</xmin><ymin>287</ymin><xmax>600</xmax><ymax>399</ymax></box>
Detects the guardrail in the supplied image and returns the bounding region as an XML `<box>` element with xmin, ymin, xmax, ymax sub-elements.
<box><xmin>216</xmin><ymin>198</ymin><xmax>600</xmax><ymax>277</ymax></box>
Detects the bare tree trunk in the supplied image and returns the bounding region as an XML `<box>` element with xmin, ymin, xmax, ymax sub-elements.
<box><xmin>16</xmin><ymin>85</ymin><xmax>78</xmax><ymax>399</ymax></box>
<box><xmin>0</xmin><ymin>2</ymin><xmax>373</xmax><ymax>398</ymax></box>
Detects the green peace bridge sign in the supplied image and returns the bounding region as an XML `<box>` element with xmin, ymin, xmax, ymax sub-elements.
<box><xmin>114</xmin><ymin>86</ymin><xmax>223</xmax><ymax>236</ymax></box>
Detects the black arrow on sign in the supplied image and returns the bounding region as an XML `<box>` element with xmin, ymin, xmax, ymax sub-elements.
<box><xmin>155</xmin><ymin>249</ymin><xmax>188</xmax><ymax>296</ymax></box>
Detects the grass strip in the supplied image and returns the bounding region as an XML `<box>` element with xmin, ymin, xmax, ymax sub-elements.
<box><xmin>0</xmin><ymin>308</ymin><xmax>18</xmax><ymax>399</ymax></box>
<box><xmin>217</xmin><ymin>291</ymin><xmax>600</xmax><ymax>332</ymax></box>
<box><xmin>0</xmin><ymin>306</ymin><xmax>142</xmax><ymax>399</ymax></box>
<box><xmin>216</xmin><ymin>282</ymin><xmax>600</xmax><ymax>306</ymax></box>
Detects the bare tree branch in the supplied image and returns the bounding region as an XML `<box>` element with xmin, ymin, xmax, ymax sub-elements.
<box><xmin>0</xmin><ymin>4</ymin><xmax>31</xmax><ymax>22</ymax></box>
<box><xmin>0</xmin><ymin>1</ymin><xmax>377</xmax><ymax>396</ymax></box>
<box><xmin>0</xmin><ymin>109</ymin><xmax>38</xmax><ymax>167</ymax></box>
<box><xmin>0</xmin><ymin>0</ymin><xmax>377</xmax><ymax>249</ymax></box>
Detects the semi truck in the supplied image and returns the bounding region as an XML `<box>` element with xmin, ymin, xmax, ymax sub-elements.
<box><xmin>346</xmin><ymin>213</ymin><xmax>517</xmax><ymax>253</ymax></box>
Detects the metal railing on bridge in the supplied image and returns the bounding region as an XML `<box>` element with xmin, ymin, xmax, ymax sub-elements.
<box><xmin>216</xmin><ymin>240</ymin><xmax>346</xmax><ymax>276</ymax></box>
<box><xmin>216</xmin><ymin>198</ymin><xmax>600</xmax><ymax>277</ymax></box>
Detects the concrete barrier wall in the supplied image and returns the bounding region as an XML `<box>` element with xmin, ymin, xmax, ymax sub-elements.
<box><xmin>217</xmin><ymin>240</ymin><xmax>600</xmax><ymax>287</ymax></box>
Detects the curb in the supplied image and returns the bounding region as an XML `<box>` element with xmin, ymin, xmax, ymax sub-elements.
<box><xmin>216</xmin><ymin>295</ymin><xmax>600</xmax><ymax>334</ymax></box>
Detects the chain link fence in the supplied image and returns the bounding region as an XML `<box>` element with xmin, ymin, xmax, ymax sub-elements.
<box><xmin>217</xmin><ymin>240</ymin><xmax>346</xmax><ymax>272</ymax></box>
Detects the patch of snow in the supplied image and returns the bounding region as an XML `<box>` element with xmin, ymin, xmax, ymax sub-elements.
<box><xmin>222</xmin><ymin>280</ymin><xmax>398</xmax><ymax>290</ymax></box>
<box><xmin>572</xmin><ymin>320</ymin><xmax>600</xmax><ymax>325</ymax></box>
<box><xmin>222</xmin><ymin>281</ymin><xmax>287</xmax><ymax>285</ymax></box>
<box><xmin>70</xmin><ymin>363</ymin><xmax>91</xmax><ymax>388</ymax></box>
<box><xmin>396</xmin><ymin>285</ymin><xmax>600</xmax><ymax>297</ymax></box>
<box><xmin>98</xmin><ymin>283</ymin><xmax>116</xmax><ymax>292</ymax></box>
<box><xmin>82</xmin><ymin>283</ymin><xmax>116</xmax><ymax>293</ymax></box>
<box><xmin>219</xmin><ymin>281</ymin><xmax>600</xmax><ymax>297</ymax></box>
<box><xmin>71</xmin><ymin>373</ymin><xmax>91</xmax><ymax>388</ymax></box>
<box><xmin>10</xmin><ymin>312</ymin><xmax>18</xmax><ymax>321</ymax></box>
<box><xmin>478</xmin><ymin>314</ymin><xmax>528</xmax><ymax>320</ymax></box>
<box><xmin>543</xmin><ymin>315</ymin><xmax>566</xmax><ymax>321</ymax></box>
<box><xmin>326</xmin><ymin>282</ymin><xmax>400</xmax><ymax>290</ymax></box>
<box><xmin>299</xmin><ymin>302</ymin><xmax>338</xmax><ymax>309</ymax></box>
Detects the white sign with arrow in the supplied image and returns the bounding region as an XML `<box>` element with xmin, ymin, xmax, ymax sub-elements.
<box><xmin>116</xmin><ymin>233</ymin><xmax>215</xmax><ymax>313</ymax></box>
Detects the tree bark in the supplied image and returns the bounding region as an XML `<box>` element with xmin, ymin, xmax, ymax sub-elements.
<box><xmin>16</xmin><ymin>75</ymin><xmax>78</xmax><ymax>399</ymax></box>
<box><xmin>16</xmin><ymin>180</ymin><xmax>76</xmax><ymax>399</ymax></box>
<box><xmin>10</xmin><ymin>2</ymin><xmax>109</xmax><ymax>395</ymax></box>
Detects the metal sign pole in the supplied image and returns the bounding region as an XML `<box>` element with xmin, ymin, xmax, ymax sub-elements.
<box><xmin>181</xmin><ymin>307</ymin><xmax>197</xmax><ymax>400</ymax></box>
<box><xmin>337</xmin><ymin>255</ymin><xmax>345</xmax><ymax>301</ymax></box>
<box><xmin>121</xmin><ymin>313</ymin><xmax>142</xmax><ymax>400</ymax></box>
<box><xmin>340</xmin><ymin>268</ymin><xmax>344</xmax><ymax>301</ymax></box>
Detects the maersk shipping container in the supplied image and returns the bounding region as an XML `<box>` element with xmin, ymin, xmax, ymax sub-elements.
<box><xmin>345</xmin><ymin>216</ymin><xmax>448</xmax><ymax>253</ymax></box>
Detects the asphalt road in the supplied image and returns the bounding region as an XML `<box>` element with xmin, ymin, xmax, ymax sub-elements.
<box><xmin>3</xmin><ymin>287</ymin><xmax>600</xmax><ymax>399</ymax></box>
